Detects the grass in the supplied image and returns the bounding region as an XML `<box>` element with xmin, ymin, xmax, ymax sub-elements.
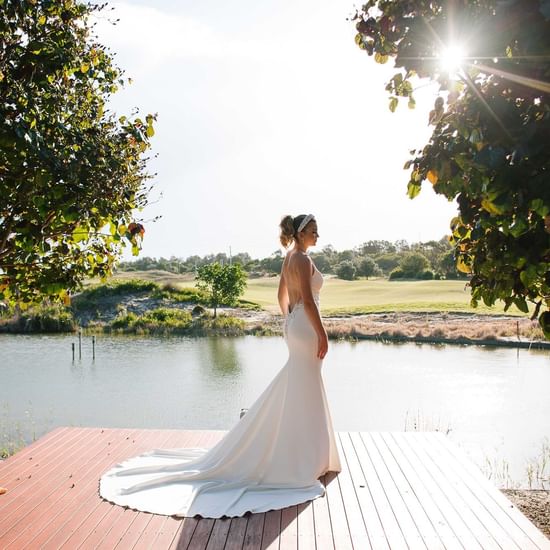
<box><xmin>108</xmin><ymin>271</ymin><xmax>528</xmax><ymax>316</ymax></box>
<box><xmin>0</xmin><ymin>304</ymin><xmax>76</xmax><ymax>333</ymax></box>
<box><xmin>102</xmin><ymin>307</ymin><xmax>245</xmax><ymax>336</ymax></box>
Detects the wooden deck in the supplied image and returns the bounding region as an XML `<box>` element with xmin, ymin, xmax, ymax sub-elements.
<box><xmin>0</xmin><ymin>428</ymin><xmax>548</xmax><ymax>549</ymax></box>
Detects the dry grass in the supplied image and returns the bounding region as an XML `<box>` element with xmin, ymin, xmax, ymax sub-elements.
<box><xmin>323</xmin><ymin>312</ymin><xmax>544</xmax><ymax>343</ymax></box>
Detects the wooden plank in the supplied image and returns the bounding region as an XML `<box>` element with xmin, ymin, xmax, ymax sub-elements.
<box><xmin>243</xmin><ymin>511</ymin><xmax>265</xmax><ymax>550</ymax></box>
<box><xmin>323</xmin><ymin>469</ymin><xmax>353</xmax><ymax>550</ymax></box>
<box><xmin>109</xmin><ymin>430</ymin><xmax>194</xmax><ymax>550</ymax></box>
<box><xmin>348</xmin><ymin>431</ymin><xmax>408</xmax><ymax>550</ymax></box>
<box><xmin>46</xmin><ymin>429</ymin><xmax>168</xmax><ymax>550</ymax></box>
<box><xmin>54</xmin><ymin>428</ymin><xmax>166</xmax><ymax>550</ymax></box>
<box><xmin>140</xmin><ymin>429</ymin><xmax>212</xmax><ymax>550</ymax></box>
<box><xmin>394</xmin><ymin>432</ymin><xmax>490</xmax><ymax>549</ymax></box>
<box><xmin>183</xmin><ymin>519</ymin><xmax>215</xmax><ymax>550</ymax></box>
<box><xmin>171</xmin><ymin>518</ymin><xmax>200</xmax><ymax>550</ymax></box>
<box><xmin>407</xmin><ymin>432</ymin><xmax>522</xmax><ymax>550</ymax></box>
<box><xmin>379</xmin><ymin>432</ymin><xmax>463</xmax><ymax>550</ymax></box>
<box><xmin>133</xmin><ymin>515</ymin><xmax>170</xmax><ymax>550</ymax></box>
<box><xmin>334</xmin><ymin>433</ymin><xmax>372</xmax><ymax>550</ymax></box>
<box><xmin>428</xmin><ymin>432</ymin><xmax>550</xmax><ymax>550</ymax></box>
<box><xmin>365</xmin><ymin>432</ymin><xmax>441</xmax><ymax>549</ymax></box>
<box><xmin>296</xmin><ymin>500</ymin><xmax>315</xmax><ymax>550</ymax></box>
<box><xmin>0</xmin><ymin>428</ymin><xmax>134</xmax><ymax>547</ymax></box>
<box><xmin>351</xmin><ymin>432</ymin><xmax>426</xmax><ymax>550</ymax></box>
<box><xmin>279</xmin><ymin>504</ymin><xmax>298</xmax><ymax>549</ymax></box>
<box><xmin>167</xmin><ymin>431</ymin><xmax>224</xmax><ymax>550</ymax></box>
<box><xmin>261</xmin><ymin>509</ymin><xmax>281</xmax><ymax>550</ymax></box>
<box><xmin>338</xmin><ymin>431</ymin><xmax>388</xmax><ymax>550</ymax></box>
<box><xmin>312</xmin><ymin>475</ymin><xmax>334</xmax><ymax>550</ymax></box>
<box><xmin>205</xmin><ymin>517</ymin><xmax>232</xmax><ymax>549</ymax></box>
<box><xmin>0</xmin><ymin>427</ymin><xmax>103</xmax><ymax>512</ymax></box>
<box><xmin>0</xmin><ymin>426</ymin><xmax>70</xmax><ymax>477</ymax></box>
<box><xmin>224</xmin><ymin>516</ymin><xmax>250</xmax><ymax>550</ymax></box>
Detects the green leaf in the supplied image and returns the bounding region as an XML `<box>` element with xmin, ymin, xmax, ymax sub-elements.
<box><xmin>407</xmin><ymin>181</ymin><xmax>421</xmax><ymax>199</ymax></box>
<box><xmin>375</xmin><ymin>52</ymin><xmax>389</xmax><ymax>64</ymax></box>
<box><xmin>539</xmin><ymin>311</ymin><xmax>550</xmax><ymax>339</ymax></box>
<box><xmin>513</xmin><ymin>297</ymin><xmax>529</xmax><ymax>313</ymax></box>
<box><xmin>389</xmin><ymin>97</ymin><xmax>398</xmax><ymax>112</ymax></box>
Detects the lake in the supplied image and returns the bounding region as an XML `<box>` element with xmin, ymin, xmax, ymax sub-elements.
<box><xmin>1</xmin><ymin>333</ymin><xmax>549</xmax><ymax>489</ymax></box>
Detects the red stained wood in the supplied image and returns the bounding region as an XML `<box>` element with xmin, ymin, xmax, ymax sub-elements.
<box><xmin>0</xmin><ymin>428</ymin><xmax>547</xmax><ymax>550</ymax></box>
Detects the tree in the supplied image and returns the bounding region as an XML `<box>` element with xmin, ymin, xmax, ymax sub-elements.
<box><xmin>352</xmin><ymin>0</ymin><xmax>550</xmax><ymax>335</ymax></box>
<box><xmin>399</xmin><ymin>252</ymin><xmax>430</xmax><ymax>278</ymax></box>
<box><xmin>335</xmin><ymin>260</ymin><xmax>357</xmax><ymax>281</ymax></box>
<box><xmin>374</xmin><ymin>252</ymin><xmax>401</xmax><ymax>274</ymax></box>
<box><xmin>195</xmin><ymin>262</ymin><xmax>247</xmax><ymax>317</ymax></box>
<box><xmin>357</xmin><ymin>256</ymin><xmax>380</xmax><ymax>279</ymax></box>
<box><xmin>0</xmin><ymin>1</ymin><xmax>155</xmax><ymax>305</ymax></box>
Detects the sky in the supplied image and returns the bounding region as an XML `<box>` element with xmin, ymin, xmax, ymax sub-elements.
<box><xmin>94</xmin><ymin>0</ymin><xmax>459</xmax><ymax>260</ymax></box>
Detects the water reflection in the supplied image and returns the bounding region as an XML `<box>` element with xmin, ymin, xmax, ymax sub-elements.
<box><xmin>199</xmin><ymin>337</ymin><xmax>242</xmax><ymax>376</ymax></box>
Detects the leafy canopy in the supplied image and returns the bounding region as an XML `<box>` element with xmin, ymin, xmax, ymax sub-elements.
<box><xmin>0</xmin><ymin>0</ymin><xmax>156</xmax><ymax>305</ymax></box>
<box><xmin>195</xmin><ymin>262</ymin><xmax>247</xmax><ymax>317</ymax></box>
<box><xmin>352</xmin><ymin>0</ymin><xmax>550</xmax><ymax>335</ymax></box>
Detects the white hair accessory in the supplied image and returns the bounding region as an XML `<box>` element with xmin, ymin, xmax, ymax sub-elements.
<box><xmin>296</xmin><ymin>214</ymin><xmax>314</xmax><ymax>234</ymax></box>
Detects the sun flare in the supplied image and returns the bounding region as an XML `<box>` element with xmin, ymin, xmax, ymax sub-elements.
<box><xmin>439</xmin><ymin>44</ymin><xmax>466</xmax><ymax>76</ymax></box>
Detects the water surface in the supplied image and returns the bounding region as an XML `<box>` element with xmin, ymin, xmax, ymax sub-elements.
<box><xmin>1</xmin><ymin>333</ymin><xmax>548</xmax><ymax>488</ymax></box>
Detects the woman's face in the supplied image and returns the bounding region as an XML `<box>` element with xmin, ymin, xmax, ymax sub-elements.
<box><xmin>300</xmin><ymin>220</ymin><xmax>319</xmax><ymax>248</ymax></box>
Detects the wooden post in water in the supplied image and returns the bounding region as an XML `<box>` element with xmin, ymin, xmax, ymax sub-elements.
<box><xmin>78</xmin><ymin>330</ymin><xmax>82</xmax><ymax>360</ymax></box>
<box><xmin>92</xmin><ymin>336</ymin><xmax>95</xmax><ymax>360</ymax></box>
<box><xmin>71</xmin><ymin>343</ymin><xmax>75</xmax><ymax>361</ymax></box>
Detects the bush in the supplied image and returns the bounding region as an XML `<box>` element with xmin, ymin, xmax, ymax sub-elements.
<box><xmin>335</xmin><ymin>261</ymin><xmax>357</xmax><ymax>280</ymax></box>
<box><xmin>357</xmin><ymin>256</ymin><xmax>381</xmax><ymax>278</ymax></box>
<box><xmin>73</xmin><ymin>279</ymin><xmax>159</xmax><ymax>309</ymax></box>
<box><xmin>374</xmin><ymin>253</ymin><xmax>401</xmax><ymax>273</ymax></box>
<box><xmin>399</xmin><ymin>252</ymin><xmax>430</xmax><ymax>277</ymax></box>
<box><xmin>389</xmin><ymin>268</ymin><xmax>405</xmax><ymax>280</ymax></box>
<box><xmin>420</xmin><ymin>270</ymin><xmax>434</xmax><ymax>280</ymax></box>
<box><xmin>0</xmin><ymin>305</ymin><xmax>77</xmax><ymax>333</ymax></box>
<box><xmin>110</xmin><ymin>308</ymin><xmax>192</xmax><ymax>333</ymax></box>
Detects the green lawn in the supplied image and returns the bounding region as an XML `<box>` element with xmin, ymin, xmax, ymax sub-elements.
<box><xmin>110</xmin><ymin>271</ymin><xmax>523</xmax><ymax>316</ymax></box>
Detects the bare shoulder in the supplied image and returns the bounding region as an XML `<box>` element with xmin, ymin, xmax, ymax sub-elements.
<box><xmin>287</xmin><ymin>251</ymin><xmax>311</xmax><ymax>273</ymax></box>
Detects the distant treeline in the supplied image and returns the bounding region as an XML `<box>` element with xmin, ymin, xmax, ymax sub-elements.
<box><xmin>118</xmin><ymin>238</ymin><xmax>467</xmax><ymax>281</ymax></box>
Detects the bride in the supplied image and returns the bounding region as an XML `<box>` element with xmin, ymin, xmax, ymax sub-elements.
<box><xmin>99</xmin><ymin>214</ymin><xmax>341</xmax><ymax>518</ymax></box>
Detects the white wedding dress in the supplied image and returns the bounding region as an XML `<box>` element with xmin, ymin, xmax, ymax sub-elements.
<box><xmin>99</xmin><ymin>265</ymin><xmax>341</xmax><ymax>518</ymax></box>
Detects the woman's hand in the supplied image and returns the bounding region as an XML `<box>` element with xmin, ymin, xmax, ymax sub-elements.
<box><xmin>317</xmin><ymin>330</ymin><xmax>329</xmax><ymax>360</ymax></box>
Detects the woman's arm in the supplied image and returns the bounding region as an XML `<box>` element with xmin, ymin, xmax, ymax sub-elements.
<box><xmin>278</xmin><ymin>263</ymin><xmax>289</xmax><ymax>316</ymax></box>
<box><xmin>295</xmin><ymin>254</ymin><xmax>328</xmax><ymax>359</ymax></box>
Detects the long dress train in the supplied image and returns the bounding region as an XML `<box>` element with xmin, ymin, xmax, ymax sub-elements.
<box><xmin>99</xmin><ymin>266</ymin><xmax>341</xmax><ymax>518</ymax></box>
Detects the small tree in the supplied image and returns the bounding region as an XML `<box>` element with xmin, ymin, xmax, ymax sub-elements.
<box><xmin>196</xmin><ymin>262</ymin><xmax>247</xmax><ymax>318</ymax></box>
<box><xmin>357</xmin><ymin>256</ymin><xmax>381</xmax><ymax>279</ymax></box>
<box><xmin>399</xmin><ymin>252</ymin><xmax>430</xmax><ymax>278</ymax></box>
<box><xmin>335</xmin><ymin>261</ymin><xmax>357</xmax><ymax>281</ymax></box>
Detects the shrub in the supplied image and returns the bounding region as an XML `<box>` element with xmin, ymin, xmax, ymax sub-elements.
<box><xmin>335</xmin><ymin>261</ymin><xmax>357</xmax><ymax>281</ymax></box>
<box><xmin>73</xmin><ymin>279</ymin><xmax>159</xmax><ymax>310</ymax></box>
<box><xmin>357</xmin><ymin>256</ymin><xmax>381</xmax><ymax>278</ymax></box>
<box><xmin>389</xmin><ymin>268</ymin><xmax>405</xmax><ymax>280</ymax></box>
<box><xmin>420</xmin><ymin>270</ymin><xmax>434</xmax><ymax>280</ymax></box>
<box><xmin>110</xmin><ymin>308</ymin><xmax>192</xmax><ymax>333</ymax></box>
<box><xmin>1</xmin><ymin>305</ymin><xmax>77</xmax><ymax>333</ymax></box>
<box><xmin>399</xmin><ymin>252</ymin><xmax>430</xmax><ymax>277</ymax></box>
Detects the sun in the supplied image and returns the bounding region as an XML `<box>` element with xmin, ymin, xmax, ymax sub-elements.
<box><xmin>439</xmin><ymin>44</ymin><xmax>466</xmax><ymax>77</ymax></box>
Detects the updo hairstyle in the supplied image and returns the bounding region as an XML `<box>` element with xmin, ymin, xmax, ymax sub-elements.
<box><xmin>279</xmin><ymin>214</ymin><xmax>313</xmax><ymax>248</ymax></box>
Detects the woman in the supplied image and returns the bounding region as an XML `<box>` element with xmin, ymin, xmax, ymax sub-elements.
<box><xmin>99</xmin><ymin>214</ymin><xmax>341</xmax><ymax>518</ymax></box>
